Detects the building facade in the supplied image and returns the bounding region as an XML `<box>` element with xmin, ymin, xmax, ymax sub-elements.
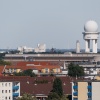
<box><xmin>72</xmin><ymin>80</ymin><xmax>100</xmax><ymax>100</ymax></box>
<box><xmin>0</xmin><ymin>81</ymin><xmax>20</xmax><ymax>100</ymax></box>
<box><xmin>83</xmin><ymin>20</ymin><xmax>100</xmax><ymax>53</ymax></box>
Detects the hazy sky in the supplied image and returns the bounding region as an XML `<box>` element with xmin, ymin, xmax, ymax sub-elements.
<box><xmin>0</xmin><ymin>0</ymin><xmax>100</xmax><ymax>49</ymax></box>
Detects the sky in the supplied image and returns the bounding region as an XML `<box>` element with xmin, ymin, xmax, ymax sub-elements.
<box><xmin>0</xmin><ymin>0</ymin><xmax>100</xmax><ymax>49</ymax></box>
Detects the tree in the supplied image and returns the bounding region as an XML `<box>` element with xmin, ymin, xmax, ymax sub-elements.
<box><xmin>48</xmin><ymin>92</ymin><xmax>60</xmax><ymax>100</ymax></box>
<box><xmin>14</xmin><ymin>72</ymin><xmax>25</xmax><ymax>76</ymax></box>
<box><xmin>0</xmin><ymin>53</ymin><xmax>6</xmax><ymax>59</ymax></box>
<box><xmin>23</xmin><ymin>69</ymin><xmax>35</xmax><ymax>77</ymax></box>
<box><xmin>52</xmin><ymin>78</ymin><xmax>63</xmax><ymax>97</ymax></box>
<box><xmin>0</xmin><ymin>60</ymin><xmax>11</xmax><ymax>65</ymax></box>
<box><xmin>48</xmin><ymin>77</ymin><xmax>70</xmax><ymax>100</ymax></box>
<box><xmin>61</xmin><ymin>95</ymin><xmax>69</xmax><ymax>100</ymax></box>
<box><xmin>48</xmin><ymin>93</ymin><xmax>69</xmax><ymax>100</ymax></box>
<box><xmin>68</xmin><ymin>63</ymin><xmax>84</xmax><ymax>77</ymax></box>
<box><xmin>14</xmin><ymin>69</ymin><xmax>36</xmax><ymax>77</ymax></box>
<box><xmin>17</xmin><ymin>93</ymin><xmax>37</xmax><ymax>100</ymax></box>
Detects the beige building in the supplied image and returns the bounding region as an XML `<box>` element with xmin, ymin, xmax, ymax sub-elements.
<box><xmin>72</xmin><ymin>80</ymin><xmax>100</xmax><ymax>100</ymax></box>
<box><xmin>3</xmin><ymin>64</ymin><xmax>61</xmax><ymax>76</ymax></box>
<box><xmin>41</xmin><ymin>68</ymin><xmax>61</xmax><ymax>74</ymax></box>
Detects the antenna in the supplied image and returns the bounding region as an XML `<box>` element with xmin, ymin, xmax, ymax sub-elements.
<box><xmin>2</xmin><ymin>65</ymin><xmax>6</xmax><ymax>74</ymax></box>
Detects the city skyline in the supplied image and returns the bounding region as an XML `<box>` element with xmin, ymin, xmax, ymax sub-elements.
<box><xmin>0</xmin><ymin>0</ymin><xmax>100</xmax><ymax>49</ymax></box>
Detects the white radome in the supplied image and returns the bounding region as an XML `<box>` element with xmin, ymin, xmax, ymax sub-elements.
<box><xmin>84</xmin><ymin>20</ymin><xmax>98</xmax><ymax>32</ymax></box>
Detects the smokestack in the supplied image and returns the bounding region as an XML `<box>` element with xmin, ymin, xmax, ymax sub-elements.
<box><xmin>76</xmin><ymin>40</ymin><xmax>80</xmax><ymax>53</ymax></box>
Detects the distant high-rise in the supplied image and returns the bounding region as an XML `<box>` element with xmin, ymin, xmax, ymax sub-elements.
<box><xmin>34</xmin><ymin>44</ymin><xmax>46</xmax><ymax>53</ymax></box>
<box><xmin>76</xmin><ymin>40</ymin><xmax>80</xmax><ymax>53</ymax></box>
<box><xmin>17</xmin><ymin>46</ymin><xmax>34</xmax><ymax>53</ymax></box>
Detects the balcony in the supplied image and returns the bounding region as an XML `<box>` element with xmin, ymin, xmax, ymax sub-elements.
<box><xmin>73</xmin><ymin>85</ymin><xmax>78</xmax><ymax>89</ymax></box>
<box><xmin>73</xmin><ymin>92</ymin><xmax>78</xmax><ymax>96</ymax></box>
<box><xmin>87</xmin><ymin>86</ymin><xmax>92</xmax><ymax>89</ymax></box>
<box><xmin>13</xmin><ymin>93</ymin><xmax>19</xmax><ymax>97</ymax></box>
<box><xmin>73</xmin><ymin>98</ymin><xmax>78</xmax><ymax>100</ymax></box>
<box><xmin>73</xmin><ymin>95</ymin><xmax>78</xmax><ymax>99</ymax></box>
<box><xmin>13</xmin><ymin>86</ymin><xmax>19</xmax><ymax>90</ymax></box>
<box><xmin>88</xmin><ymin>92</ymin><xmax>92</xmax><ymax>96</ymax></box>
<box><xmin>88</xmin><ymin>99</ymin><xmax>92</xmax><ymax>100</ymax></box>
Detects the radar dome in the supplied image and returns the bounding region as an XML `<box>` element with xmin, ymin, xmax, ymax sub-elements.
<box><xmin>84</xmin><ymin>20</ymin><xmax>98</xmax><ymax>32</ymax></box>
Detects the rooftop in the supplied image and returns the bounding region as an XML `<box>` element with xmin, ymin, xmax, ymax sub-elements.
<box><xmin>0</xmin><ymin>76</ymin><xmax>84</xmax><ymax>95</ymax></box>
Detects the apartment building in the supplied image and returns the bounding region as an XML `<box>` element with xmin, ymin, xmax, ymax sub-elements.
<box><xmin>0</xmin><ymin>81</ymin><xmax>20</xmax><ymax>100</ymax></box>
<box><xmin>3</xmin><ymin>64</ymin><xmax>61</xmax><ymax>76</ymax></box>
<box><xmin>72</xmin><ymin>80</ymin><xmax>100</xmax><ymax>100</ymax></box>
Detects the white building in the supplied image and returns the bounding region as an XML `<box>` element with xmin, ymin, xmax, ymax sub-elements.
<box><xmin>83</xmin><ymin>20</ymin><xmax>100</xmax><ymax>53</ymax></box>
<box><xmin>0</xmin><ymin>81</ymin><xmax>20</xmax><ymax>100</ymax></box>
<box><xmin>34</xmin><ymin>44</ymin><xmax>46</xmax><ymax>53</ymax></box>
<box><xmin>17</xmin><ymin>46</ymin><xmax>34</xmax><ymax>53</ymax></box>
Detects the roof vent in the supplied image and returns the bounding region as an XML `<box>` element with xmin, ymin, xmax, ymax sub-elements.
<box><xmin>26</xmin><ymin>81</ymin><xmax>29</xmax><ymax>84</ymax></box>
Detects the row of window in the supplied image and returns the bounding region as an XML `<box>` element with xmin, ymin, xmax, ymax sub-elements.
<box><xmin>5</xmin><ymin>69</ymin><xmax>17</xmax><ymax>73</ymax></box>
<box><xmin>4</xmin><ymin>96</ymin><xmax>11</xmax><ymax>100</ymax></box>
<box><xmin>2</xmin><ymin>90</ymin><xmax>11</xmax><ymax>93</ymax></box>
<box><xmin>1</xmin><ymin>82</ymin><xmax>18</xmax><ymax>87</ymax></box>
<box><xmin>2</xmin><ymin>83</ymin><xmax>11</xmax><ymax>87</ymax></box>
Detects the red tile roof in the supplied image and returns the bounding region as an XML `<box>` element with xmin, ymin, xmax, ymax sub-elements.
<box><xmin>11</xmin><ymin>61</ymin><xmax>64</xmax><ymax>66</ymax></box>
<box><xmin>14</xmin><ymin>61</ymin><xmax>52</xmax><ymax>66</ymax></box>
<box><xmin>0</xmin><ymin>66</ymin><xmax>4</xmax><ymax>75</ymax></box>
<box><xmin>0</xmin><ymin>76</ymin><xmax>84</xmax><ymax>96</ymax></box>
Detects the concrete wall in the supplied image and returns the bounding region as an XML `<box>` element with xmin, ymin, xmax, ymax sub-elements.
<box><xmin>53</xmin><ymin>68</ymin><xmax>60</xmax><ymax>73</ymax></box>
<box><xmin>0</xmin><ymin>82</ymin><xmax>13</xmax><ymax>100</ymax></box>
<box><xmin>78</xmin><ymin>82</ymin><xmax>88</xmax><ymax>100</ymax></box>
<box><xmin>42</xmin><ymin>68</ymin><xmax>49</xmax><ymax>73</ymax></box>
<box><xmin>92</xmin><ymin>82</ymin><xmax>100</xmax><ymax>100</ymax></box>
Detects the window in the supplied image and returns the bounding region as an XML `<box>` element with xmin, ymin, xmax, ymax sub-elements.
<box><xmin>74</xmin><ymin>88</ymin><xmax>78</xmax><ymax>92</ymax></box>
<box><xmin>14</xmin><ymin>69</ymin><xmax>16</xmax><ymax>72</ymax></box>
<box><xmin>5</xmin><ymin>90</ymin><xmax>7</xmax><ymax>93</ymax></box>
<box><xmin>45</xmin><ymin>68</ymin><xmax>48</xmax><ymax>73</ymax></box>
<box><xmin>9</xmin><ymin>90</ymin><xmax>11</xmax><ymax>93</ymax></box>
<box><xmin>74</xmin><ymin>82</ymin><xmax>78</xmax><ymax>86</ymax></box>
<box><xmin>2</xmin><ymin>90</ymin><xmax>4</xmax><ymax>93</ymax></box>
<box><xmin>5</xmin><ymin>83</ymin><xmax>7</xmax><ymax>86</ymax></box>
<box><xmin>88</xmin><ymin>89</ymin><xmax>91</xmax><ymax>92</ymax></box>
<box><xmin>9</xmin><ymin>96</ymin><xmax>11</xmax><ymax>99</ymax></box>
<box><xmin>9</xmin><ymin>83</ymin><xmax>11</xmax><ymax>86</ymax></box>
<box><xmin>93</xmin><ymin>62</ymin><xmax>96</xmax><ymax>64</ymax></box>
<box><xmin>5</xmin><ymin>97</ymin><xmax>7</xmax><ymax>100</ymax></box>
<box><xmin>73</xmin><ymin>98</ymin><xmax>78</xmax><ymax>100</ymax></box>
<box><xmin>2</xmin><ymin>83</ymin><xmax>4</xmax><ymax>86</ymax></box>
<box><xmin>88</xmin><ymin>82</ymin><xmax>91</xmax><ymax>86</ymax></box>
<box><xmin>88</xmin><ymin>95</ymin><xmax>91</xmax><ymax>99</ymax></box>
<box><xmin>56</xmin><ymin>68</ymin><xmax>59</xmax><ymax>72</ymax></box>
<box><xmin>97</xmin><ymin>61</ymin><xmax>100</xmax><ymax>65</ymax></box>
